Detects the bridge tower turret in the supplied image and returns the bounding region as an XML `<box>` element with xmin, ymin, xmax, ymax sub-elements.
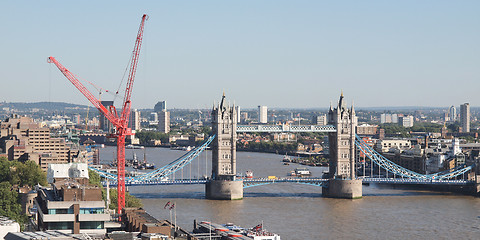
<box><xmin>206</xmin><ymin>93</ymin><xmax>243</xmax><ymax>200</ymax></box>
<box><xmin>323</xmin><ymin>92</ymin><xmax>362</xmax><ymax>198</ymax></box>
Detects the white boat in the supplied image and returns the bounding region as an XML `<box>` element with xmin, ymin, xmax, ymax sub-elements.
<box><xmin>294</xmin><ymin>167</ymin><xmax>311</xmax><ymax>176</ymax></box>
<box><xmin>126</xmin><ymin>144</ymin><xmax>144</xmax><ymax>149</ymax></box>
<box><xmin>282</xmin><ymin>154</ymin><xmax>292</xmax><ymax>162</ymax></box>
<box><xmin>245</xmin><ymin>170</ymin><xmax>254</xmax><ymax>178</ymax></box>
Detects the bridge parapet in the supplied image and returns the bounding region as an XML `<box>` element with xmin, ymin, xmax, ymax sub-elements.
<box><xmin>236</xmin><ymin>124</ymin><xmax>336</xmax><ymax>133</ymax></box>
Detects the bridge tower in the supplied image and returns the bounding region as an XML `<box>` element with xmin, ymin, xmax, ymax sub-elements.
<box><xmin>323</xmin><ymin>92</ymin><xmax>362</xmax><ymax>199</ymax></box>
<box><xmin>205</xmin><ymin>93</ymin><xmax>243</xmax><ymax>200</ymax></box>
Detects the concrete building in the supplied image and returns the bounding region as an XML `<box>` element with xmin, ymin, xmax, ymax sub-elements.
<box><xmin>258</xmin><ymin>105</ymin><xmax>268</xmax><ymax>124</ymax></box>
<box><xmin>99</xmin><ymin>101</ymin><xmax>114</xmax><ymax>133</ymax></box>
<box><xmin>449</xmin><ymin>105</ymin><xmax>456</xmax><ymax>122</ymax></box>
<box><xmin>128</xmin><ymin>109</ymin><xmax>141</xmax><ymax>131</ymax></box>
<box><xmin>34</xmin><ymin>179</ymin><xmax>109</xmax><ymax>234</ymax></box>
<box><xmin>158</xmin><ymin>111</ymin><xmax>170</xmax><ymax>133</ymax></box>
<box><xmin>380</xmin><ymin>113</ymin><xmax>398</xmax><ymax>124</ymax></box>
<box><xmin>0</xmin><ymin>115</ymin><xmax>72</xmax><ymax>171</ymax></box>
<box><xmin>312</xmin><ymin>114</ymin><xmax>327</xmax><ymax>125</ymax></box>
<box><xmin>376</xmin><ymin>139</ymin><xmax>412</xmax><ymax>153</ymax></box>
<box><xmin>356</xmin><ymin>124</ymin><xmax>378</xmax><ymax>136</ymax></box>
<box><xmin>460</xmin><ymin>103</ymin><xmax>470</xmax><ymax>132</ymax></box>
<box><xmin>398</xmin><ymin>115</ymin><xmax>414</xmax><ymax>128</ymax></box>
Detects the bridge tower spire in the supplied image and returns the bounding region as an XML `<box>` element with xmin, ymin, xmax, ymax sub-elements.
<box><xmin>323</xmin><ymin>92</ymin><xmax>362</xmax><ymax>198</ymax></box>
<box><xmin>206</xmin><ymin>93</ymin><xmax>243</xmax><ymax>200</ymax></box>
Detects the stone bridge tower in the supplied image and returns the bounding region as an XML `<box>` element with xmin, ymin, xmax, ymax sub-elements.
<box><xmin>206</xmin><ymin>93</ymin><xmax>243</xmax><ymax>200</ymax></box>
<box><xmin>323</xmin><ymin>92</ymin><xmax>362</xmax><ymax>198</ymax></box>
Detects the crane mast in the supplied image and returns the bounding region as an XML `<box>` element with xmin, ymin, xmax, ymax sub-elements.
<box><xmin>48</xmin><ymin>14</ymin><xmax>148</xmax><ymax>215</ymax></box>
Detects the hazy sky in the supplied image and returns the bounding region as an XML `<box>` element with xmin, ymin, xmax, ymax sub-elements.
<box><xmin>1</xmin><ymin>1</ymin><xmax>479</xmax><ymax>109</ymax></box>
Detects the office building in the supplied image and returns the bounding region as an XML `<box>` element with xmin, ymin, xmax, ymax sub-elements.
<box><xmin>0</xmin><ymin>115</ymin><xmax>72</xmax><ymax>171</ymax></box>
<box><xmin>154</xmin><ymin>101</ymin><xmax>167</xmax><ymax>112</ymax></box>
<box><xmin>460</xmin><ymin>103</ymin><xmax>470</xmax><ymax>132</ymax></box>
<box><xmin>449</xmin><ymin>105</ymin><xmax>456</xmax><ymax>122</ymax></box>
<box><xmin>258</xmin><ymin>105</ymin><xmax>268</xmax><ymax>124</ymax></box>
<box><xmin>34</xmin><ymin>177</ymin><xmax>109</xmax><ymax>234</ymax></box>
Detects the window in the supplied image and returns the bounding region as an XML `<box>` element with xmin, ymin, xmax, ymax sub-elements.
<box><xmin>80</xmin><ymin>221</ymin><xmax>104</xmax><ymax>229</ymax></box>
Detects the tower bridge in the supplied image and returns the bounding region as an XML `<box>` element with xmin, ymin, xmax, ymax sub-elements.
<box><xmin>92</xmin><ymin>93</ymin><xmax>479</xmax><ymax>199</ymax></box>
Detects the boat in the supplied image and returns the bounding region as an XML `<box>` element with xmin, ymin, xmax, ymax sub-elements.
<box><xmin>283</xmin><ymin>162</ymin><xmax>290</xmax><ymax>165</ymax></box>
<box><xmin>126</xmin><ymin>144</ymin><xmax>144</xmax><ymax>149</ymax></box>
<box><xmin>294</xmin><ymin>167</ymin><xmax>311</xmax><ymax>176</ymax></box>
<box><xmin>195</xmin><ymin>221</ymin><xmax>281</xmax><ymax>240</ymax></box>
<box><xmin>282</xmin><ymin>154</ymin><xmax>292</xmax><ymax>162</ymax></box>
<box><xmin>245</xmin><ymin>170</ymin><xmax>254</xmax><ymax>178</ymax></box>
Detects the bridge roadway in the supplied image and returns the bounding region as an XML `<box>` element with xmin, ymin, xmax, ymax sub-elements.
<box><xmin>104</xmin><ymin>177</ymin><xmax>471</xmax><ymax>187</ymax></box>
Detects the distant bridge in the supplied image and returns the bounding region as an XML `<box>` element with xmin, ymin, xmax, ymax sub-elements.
<box><xmin>236</xmin><ymin>124</ymin><xmax>336</xmax><ymax>133</ymax></box>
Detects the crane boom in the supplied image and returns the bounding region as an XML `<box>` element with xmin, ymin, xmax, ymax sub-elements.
<box><xmin>47</xmin><ymin>57</ymin><xmax>119</xmax><ymax>126</ymax></box>
<box><xmin>120</xmin><ymin>14</ymin><xmax>148</xmax><ymax>128</ymax></box>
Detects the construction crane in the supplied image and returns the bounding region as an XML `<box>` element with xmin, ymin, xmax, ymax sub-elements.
<box><xmin>48</xmin><ymin>14</ymin><xmax>148</xmax><ymax>214</ymax></box>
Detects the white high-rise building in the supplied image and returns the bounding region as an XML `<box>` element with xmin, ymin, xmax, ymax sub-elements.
<box><xmin>460</xmin><ymin>103</ymin><xmax>470</xmax><ymax>132</ymax></box>
<box><xmin>398</xmin><ymin>115</ymin><xmax>414</xmax><ymax>128</ymax></box>
<box><xmin>258</xmin><ymin>106</ymin><xmax>268</xmax><ymax>124</ymax></box>
<box><xmin>449</xmin><ymin>105</ymin><xmax>456</xmax><ymax>122</ymax></box>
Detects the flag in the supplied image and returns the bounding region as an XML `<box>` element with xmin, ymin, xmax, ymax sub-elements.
<box><xmin>169</xmin><ymin>203</ymin><xmax>175</xmax><ymax>210</ymax></box>
<box><xmin>164</xmin><ymin>201</ymin><xmax>171</xmax><ymax>209</ymax></box>
<box><xmin>253</xmin><ymin>223</ymin><xmax>262</xmax><ymax>231</ymax></box>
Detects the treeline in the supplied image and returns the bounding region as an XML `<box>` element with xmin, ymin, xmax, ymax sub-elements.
<box><xmin>135</xmin><ymin>131</ymin><xmax>169</xmax><ymax>145</ymax></box>
<box><xmin>380</xmin><ymin>122</ymin><xmax>445</xmax><ymax>137</ymax></box>
<box><xmin>0</xmin><ymin>158</ymin><xmax>47</xmax><ymax>227</ymax></box>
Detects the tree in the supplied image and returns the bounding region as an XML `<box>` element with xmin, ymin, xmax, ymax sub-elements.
<box><xmin>16</xmin><ymin>160</ymin><xmax>47</xmax><ymax>187</ymax></box>
<box><xmin>0</xmin><ymin>181</ymin><xmax>26</xmax><ymax>226</ymax></box>
<box><xmin>107</xmin><ymin>188</ymin><xmax>143</xmax><ymax>210</ymax></box>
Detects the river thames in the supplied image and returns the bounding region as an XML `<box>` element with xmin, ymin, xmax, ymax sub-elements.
<box><xmin>100</xmin><ymin>146</ymin><xmax>480</xmax><ymax>239</ymax></box>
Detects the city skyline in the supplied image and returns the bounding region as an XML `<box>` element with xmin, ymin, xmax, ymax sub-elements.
<box><xmin>1</xmin><ymin>1</ymin><xmax>479</xmax><ymax>109</ymax></box>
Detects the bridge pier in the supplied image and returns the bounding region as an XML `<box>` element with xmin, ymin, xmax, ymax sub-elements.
<box><xmin>322</xmin><ymin>179</ymin><xmax>362</xmax><ymax>199</ymax></box>
<box><xmin>206</xmin><ymin>180</ymin><xmax>243</xmax><ymax>200</ymax></box>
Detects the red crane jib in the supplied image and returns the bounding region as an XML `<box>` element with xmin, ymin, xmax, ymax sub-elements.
<box><xmin>48</xmin><ymin>14</ymin><xmax>148</xmax><ymax>215</ymax></box>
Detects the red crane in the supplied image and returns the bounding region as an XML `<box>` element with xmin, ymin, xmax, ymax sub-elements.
<box><xmin>48</xmin><ymin>14</ymin><xmax>148</xmax><ymax>214</ymax></box>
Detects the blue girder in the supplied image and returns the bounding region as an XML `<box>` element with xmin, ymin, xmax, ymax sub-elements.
<box><xmin>355</xmin><ymin>135</ymin><xmax>473</xmax><ymax>180</ymax></box>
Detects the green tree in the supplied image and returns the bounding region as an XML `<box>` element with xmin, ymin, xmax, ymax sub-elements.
<box><xmin>107</xmin><ymin>189</ymin><xmax>143</xmax><ymax>210</ymax></box>
<box><xmin>88</xmin><ymin>169</ymin><xmax>102</xmax><ymax>188</ymax></box>
<box><xmin>0</xmin><ymin>182</ymin><xmax>27</xmax><ymax>226</ymax></box>
<box><xmin>16</xmin><ymin>160</ymin><xmax>47</xmax><ymax>187</ymax></box>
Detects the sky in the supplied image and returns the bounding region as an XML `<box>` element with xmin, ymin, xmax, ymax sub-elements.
<box><xmin>0</xmin><ymin>1</ymin><xmax>479</xmax><ymax>109</ymax></box>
